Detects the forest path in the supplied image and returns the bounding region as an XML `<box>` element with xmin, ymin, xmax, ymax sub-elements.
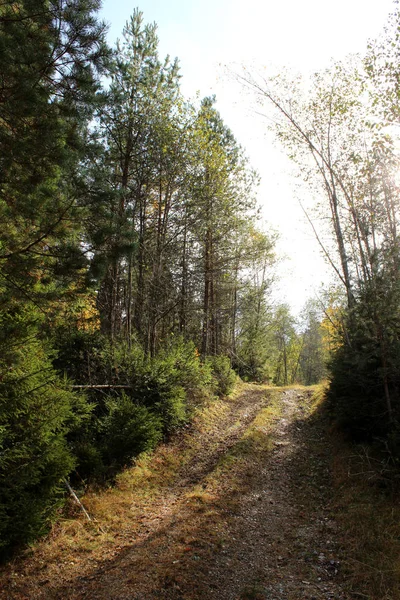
<box><xmin>1</xmin><ymin>385</ymin><xmax>349</xmax><ymax>600</ymax></box>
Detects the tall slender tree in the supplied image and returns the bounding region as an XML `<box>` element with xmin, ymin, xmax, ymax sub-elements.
<box><xmin>94</xmin><ymin>9</ymin><xmax>182</xmax><ymax>346</ymax></box>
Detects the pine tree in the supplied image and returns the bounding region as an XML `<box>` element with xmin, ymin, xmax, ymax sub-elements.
<box><xmin>0</xmin><ymin>0</ymin><xmax>107</xmax><ymax>556</ymax></box>
<box><xmin>93</xmin><ymin>9</ymin><xmax>182</xmax><ymax>345</ymax></box>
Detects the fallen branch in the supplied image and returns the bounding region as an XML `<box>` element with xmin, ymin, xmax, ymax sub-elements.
<box><xmin>70</xmin><ymin>385</ymin><xmax>133</xmax><ymax>390</ymax></box>
<box><xmin>63</xmin><ymin>479</ymin><xmax>92</xmax><ymax>522</ymax></box>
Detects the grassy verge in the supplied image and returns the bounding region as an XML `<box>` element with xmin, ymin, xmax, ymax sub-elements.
<box><xmin>0</xmin><ymin>384</ymin><xmax>277</xmax><ymax>592</ymax></box>
<box><xmin>299</xmin><ymin>379</ymin><xmax>400</xmax><ymax>600</ymax></box>
<box><xmin>331</xmin><ymin>436</ymin><xmax>400</xmax><ymax>599</ymax></box>
<box><xmin>253</xmin><ymin>383</ymin><xmax>400</xmax><ymax>600</ymax></box>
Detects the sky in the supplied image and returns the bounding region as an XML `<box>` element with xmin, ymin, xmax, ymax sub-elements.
<box><xmin>100</xmin><ymin>0</ymin><xmax>395</xmax><ymax>314</ymax></box>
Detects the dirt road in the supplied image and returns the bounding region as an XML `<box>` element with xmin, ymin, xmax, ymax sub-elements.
<box><xmin>1</xmin><ymin>386</ymin><xmax>349</xmax><ymax>599</ymax></box>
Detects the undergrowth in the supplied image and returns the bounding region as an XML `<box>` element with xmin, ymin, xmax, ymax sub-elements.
<box><xmin>294</xmin><ymin>382</ymin><xmax>400</xmax><ymax>599</ymax></box>
<box><xmin>331</xmin><ymin>436</ymin><xmax>400</xmax><ymax>599</ymax></box>
<box><xmin>6</xmin><ymin>383</ymin><xmax>400</xmax><ymax>599</ymax></box>
<box><xmin>0</xmin><ymin>383</ymin><xmax>275</xmax><ymax>595</ymax></box>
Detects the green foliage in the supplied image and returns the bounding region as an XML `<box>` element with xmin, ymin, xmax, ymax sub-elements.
<box><xmin>298</xmin><ymin>300</ymin><xmax>327</xmax><ymax>385</ymax></box>
<box><xmin>328</xmin><ymin>272</ymin><xmax>400</xmax><ymax>444</ymax></box>
<box><xmin>0</xmin><ymin>0</ymin><xmax>108</xmax><ymax>556</ymax></box>
<box><xmin>53</xmin><ymin>329</ymin><xmax>107</xmax><ymax>384</ymax></box>
<box><xmin>206</xmin><ymin>355</ymin><xmax>237</xmax><ymax>396</ymax></box>
<box><xmin>128</xmin><ymin>367</ymin><xmax>187</xmax><ymax>434</ymax></box>
<box><xmin>235</xmin><ymin>298</ymin><xmax>327</xmax><ymax>387</ymax></box>
<box><xmin>0</xmin><ymin>1</ymin><xmax>278</xmax><ymax>559</ymax></box>
<box><xmin>271</xmin><ymin>304</ymin><xmax>298</xmax><ymax>386</ymax></box>
<box><xmin>0</xmin><ymin>310</ymin><xmax>89</xmax><ymax>556</ymax></box>
<box><xmin>54</xmin><ymin>334</ymin><xmax>219</xmax><ymax>481</ymax></box>
<box><xmin>234</xmin><ymin>276</ymin><xmax>272</xmax><ymax>382</ymax></box>
<box><xmin>0</xmin><ymin>0</ymin><xmax>108</xmax><ymax>308</ymax></box>
<box><xmin>156</xmin><ymin>338</ymin><xmax>213</xmax><ymax>398</ymax></box>
<box><xmin>70</xmin><ymin>439</ymin><xmax>104</xmax><ymax>482</ymax></box>
<box><xmin>102</xmin><ymin>395</ymin><xmax>162</xmax><ymax>466</ymax></box>
<box><xmin>327</xmin><ymin>334</ymin><xmax>387</xmax><ymax>439</ymax></box>
<box><xmin>96</xmin><ymin>341</ymin><xmax>189</xmax><ymax>433</ymax></box>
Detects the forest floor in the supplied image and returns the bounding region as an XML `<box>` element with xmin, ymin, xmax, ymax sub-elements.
<box><xmin>1</xmin><ymin>383</ymin><xmax>398</xmax><ymax>599</ymax></box>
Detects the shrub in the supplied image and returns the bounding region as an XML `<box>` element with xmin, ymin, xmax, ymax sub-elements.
<box><xmin>55</xmin><ymin>336</ymin><xmax>237</xmax><ymax>484</ymax></box>
<box><xmin>127</xmin><ymin>359</ymin><xmax>188</xmax><ymax>435</ymax></box>
<box><xmin>157</xmin><ymin>338</ymin><xmax>213</xmax><ymax>396</ymax></box>
<box><xmin>327</xmin><ymin>338</ymin><xmax>390</xmax><ymax>440</ymax></box>
<box><xmin>0</xmin><ymin>312</ymin><xmax>89</xmax><ymax>557</ymax></box>
<box><xmin>206</xmin><ymin>355</ymin><xmax>237</xmax><ymax>396</ymax></box>
<box><xmin>234</xmin><ymin>357</ymin><xmax>269</xmax><ymax>383</ymax></box>
<box><xmin>102</xmin><ymin>394</ymin><xmax>163</xmax><ymax>465</ymax></box>
<box><xmin>71</xmin><ymin>439</ymin><xmax>104</xmax><ymax>481</ymax></box>
<box><xmin>52</xmin><ymin>329</ymin><xmax>109</xmax><ymax>387</ymax></box>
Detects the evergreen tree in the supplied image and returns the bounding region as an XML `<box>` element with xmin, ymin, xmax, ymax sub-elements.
<box><xmin>0</xmin><ymin>0</ymin><xmax>108</xmax><ymax>303</ymax></box>
<box><xmin>93</xmin><ymin>9</ymin><xmax>182</xmax><ymax>345</ymax></box>
<box><xmin>0</xmin><ymin>305</ymin><xmax>90</xmax><ymax>555</ymax></box>
<box><xmin>0</xmin><ymin>0</ymin><xmax>108</xmax><ymax>556</ymax></box>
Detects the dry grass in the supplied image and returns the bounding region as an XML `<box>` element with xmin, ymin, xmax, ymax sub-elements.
<box><xmin>0</xmin><ymin>384</ymin><xmax>277</xmax><ymax>599</ymax></box>
<box><xmin>293</xmin><ymin>382</ymin><xmax>400</xmax><ymax>598</ymax></box>
<box><xmin>6</xmin><ymin>382</ymin><xmax>399</xmax><ymax>600</ymax></box>
<box><xmin>331</xmin><ymin>437</ymin><xmax>400</xmax><ymax>600</ymax></box>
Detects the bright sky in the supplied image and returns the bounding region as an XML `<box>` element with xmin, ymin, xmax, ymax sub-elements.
<box><xmin>100</xmin><ymin>0</ymin><xmax>395</xmax><ymax>314</ymax></box>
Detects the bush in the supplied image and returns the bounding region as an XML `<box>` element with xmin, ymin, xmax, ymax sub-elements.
<box><xmin>59</xmin><ymin>338</ymin><xmax>197</xmax><ymax>480</ymax></box>
<box><xmin>157</xmin><ymin>338</ymin><xmax>213</xmax><ymax>396</ymax></box>
<box><xmin>327</xmin><ymin>282</ymin><xmax>400</xmax><ymax>445</ymax></box>
<box><xmin>99</xmin><ymin>341</ymin><xmax>188</xmax><ymax>434</ymax></box>
<box><xmin>0</xmin><ymin>311</ymin><xmax>89</xmax><ymax>557</ymax></box>
<box><xmin>52</xmin><ymin>329</ymin><xmax>109</xmax><ymax>387</ymax></box>
<box><xmin>54</xmin><ymin>335</ymin><xmax>237</xmax><ymax>484</ymax></box>
<box><xmin>327</xmin><ymin>338</ymin><xmax>390</xmax><ymax>440</ymax></box>
<box><xmin>102</xmin><ymin>394</ymin><xmax>163</xmax><ymax>465</ymax></box>
<box><xmin>234</xmin><ymin>357</ymin><xmax>269</xmax><ymax>383</ymax></box>
<box><xmin>206</xmin><ymin>355</ymin><xmax>237</xmax><ymax>396</ymax></box>
<box><xmin>71</xmin><ymin>439</ymin><xmax>104</xmax><ymax>481</ymax></box>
